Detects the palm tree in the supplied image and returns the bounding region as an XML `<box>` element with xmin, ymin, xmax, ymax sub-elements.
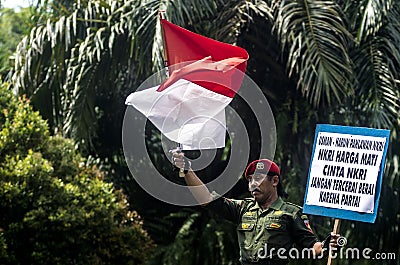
<box><xmin>10</xmin><ymin>0</ymin><xmax>400</xmax><ymax>264</ymax></box>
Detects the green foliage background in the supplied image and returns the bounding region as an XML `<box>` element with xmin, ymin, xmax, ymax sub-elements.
<box><xmin>0</xmin><ymin>82</ymin><xmax>154</xmax><ymax>264</ymax></box>
<box><xmin>0</xmin><ymin>1</ymin><xmax>399</xmax><ymax>265</ymax></box>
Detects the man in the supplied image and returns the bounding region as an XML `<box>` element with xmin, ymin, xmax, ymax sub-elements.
<box><xmin>173</xmin><ymin>153</ymin><xmax>338</xmax><ymax>265</ymax></box>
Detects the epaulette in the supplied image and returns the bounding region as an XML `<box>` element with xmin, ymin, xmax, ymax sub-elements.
<box><xmin>285</xmin><ymin>201</ymin><xmax>302</xmax><ymax>209</ymax></box>
<box><xmin>282</xmin><ymin>201</ymin><xmax>302</xmax><ymax>215</ymax></box>
<box><xmin>241</xmin><ymin>197</ymin><xmax>256</xmax><ymax>209</ymax></box>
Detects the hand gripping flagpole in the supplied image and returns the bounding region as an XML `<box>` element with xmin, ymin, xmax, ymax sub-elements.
<box><xmin>159</xmin><ymin>11</ymin><xmax>186</xmax><ymax>177</ymax></box>
<box><xmin>169</xmin><ymin>145</ymin><xmax>187</xmax><ymax>177</ymax></box>
<box><xmin>177</xmin><ymin>144</ymin><xmax>185</xmax><ymax>177</ymax></box>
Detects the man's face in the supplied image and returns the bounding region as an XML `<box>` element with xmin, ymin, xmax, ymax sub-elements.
<box><xmin>247</xmin><ymin>173</ymin><xmax>278</xmax><ymax>204</ymax></box>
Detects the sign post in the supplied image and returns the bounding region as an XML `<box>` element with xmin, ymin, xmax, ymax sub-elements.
<box><xmin>303</xmin><ymin>124</ymin><xmax>390</xmax><ymax>263</ymax></box>
<box><xmin>327</xmin><ymin>219</ymin><xmax>341</xmax><ymax>265</ymax></box>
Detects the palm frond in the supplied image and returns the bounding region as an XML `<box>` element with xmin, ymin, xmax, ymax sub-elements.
<box><xmin>271</xmin><ymin>0</ymin><xmax>354</xmax><ymax>106</ymax></box>
<box><xmin>356</xmin><ymin>0</ymin><xmax>394</xmax><ymax>43</ymax></box>
<box><xmin>151</xmin><ymin>209</ymin><xmax>239</xmax><ymax>265</ymax></box>
<box><xmin>12</xmin><ymin>0</ymin><xmax>138</xmax><ymax>148</ymax></box>
<box><xmin>126</xmin><ymin>0</ymin><xmax>223</xmax><ymax>75</ymax></box>
<box><xmin>213</xmin><ymin>0</ymin><xmax>272</xmax><ymax>44</ymax></box>
<box><xmin>11</xmin><ymin>0</ymin><xmax>229</xmax><ymax>151</ymax></box>
<box><xmin>351</xmin><ymin>3</ymin><xmax>400</xmax><ymax>129</ymax></box>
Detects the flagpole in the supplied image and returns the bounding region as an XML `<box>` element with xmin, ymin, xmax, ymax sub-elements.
<box><xmin>159</xmin><ymin>11</ymin><xmax>168</xmax><ymax>68</ymax></box>
<box><xmin>159</xmin><ymin>11</ymin><xmax>186</xmax><ymax>177</ymax></box>
<box><xmin>178</xmin><ymin>143</ymin><xmax>185</xmax><ymax>177</ymax></box>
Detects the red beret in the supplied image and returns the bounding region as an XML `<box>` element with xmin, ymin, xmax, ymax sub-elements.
<box><xmin>244</xmin><ymin>159</ymin><xmax>280</xmax><ymax>179</ymax></box>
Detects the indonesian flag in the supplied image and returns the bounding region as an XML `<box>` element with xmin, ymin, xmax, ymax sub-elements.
<box><xmin>125</xmin><ymin>18</ymin><xmax>248</xmax><ymax>150</ymax></box>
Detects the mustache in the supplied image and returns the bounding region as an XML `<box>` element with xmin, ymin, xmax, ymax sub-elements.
<box><xmin>249</xmin><ymin>186</ymin><xmax>261</xmax><ymax>192</ymax></box>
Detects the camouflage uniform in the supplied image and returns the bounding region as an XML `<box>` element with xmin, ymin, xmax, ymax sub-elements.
<box><xmin>207</xmin><ymin>196</ymin><xmax>318</xmax><ymax>265</ymax></box>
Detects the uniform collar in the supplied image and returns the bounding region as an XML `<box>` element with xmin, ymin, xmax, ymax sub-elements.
<box><xmin>270</xmin><ymin>197</ymin><xmax>284</xmax><ymax>210</ymax></box>
<box><xmin>249</xmin><ymin>196</ymin><xmax>284</xmax><ymax>211</ymax></box>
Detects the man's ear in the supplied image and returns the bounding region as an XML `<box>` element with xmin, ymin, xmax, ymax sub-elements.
<box><xmin>272</xmin><ymin>175</ymin><xmax>279</xmax><ymax>187</ymax></box>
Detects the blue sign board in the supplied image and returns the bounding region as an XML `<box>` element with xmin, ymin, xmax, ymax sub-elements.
<box><xmin>303</xmin><ymin>124</ymin><xmax>390</xmax><ymax>223</ymax></box>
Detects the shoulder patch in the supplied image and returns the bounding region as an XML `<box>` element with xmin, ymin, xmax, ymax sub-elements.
<box><xmin>303</xmin><ymin>219</ymin><xmax>314</xmax><ymax>234</ymax></box>
<box><xmin>300</xmin><ymin>214</ymin><xmax>309</xmax><ymax>220</ymax></box>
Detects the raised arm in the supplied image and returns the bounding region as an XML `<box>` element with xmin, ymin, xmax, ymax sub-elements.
<box><xmin>172</xmin><ymin>152</ymin><xmax>213</xmax><ymax>205</ymax></box>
